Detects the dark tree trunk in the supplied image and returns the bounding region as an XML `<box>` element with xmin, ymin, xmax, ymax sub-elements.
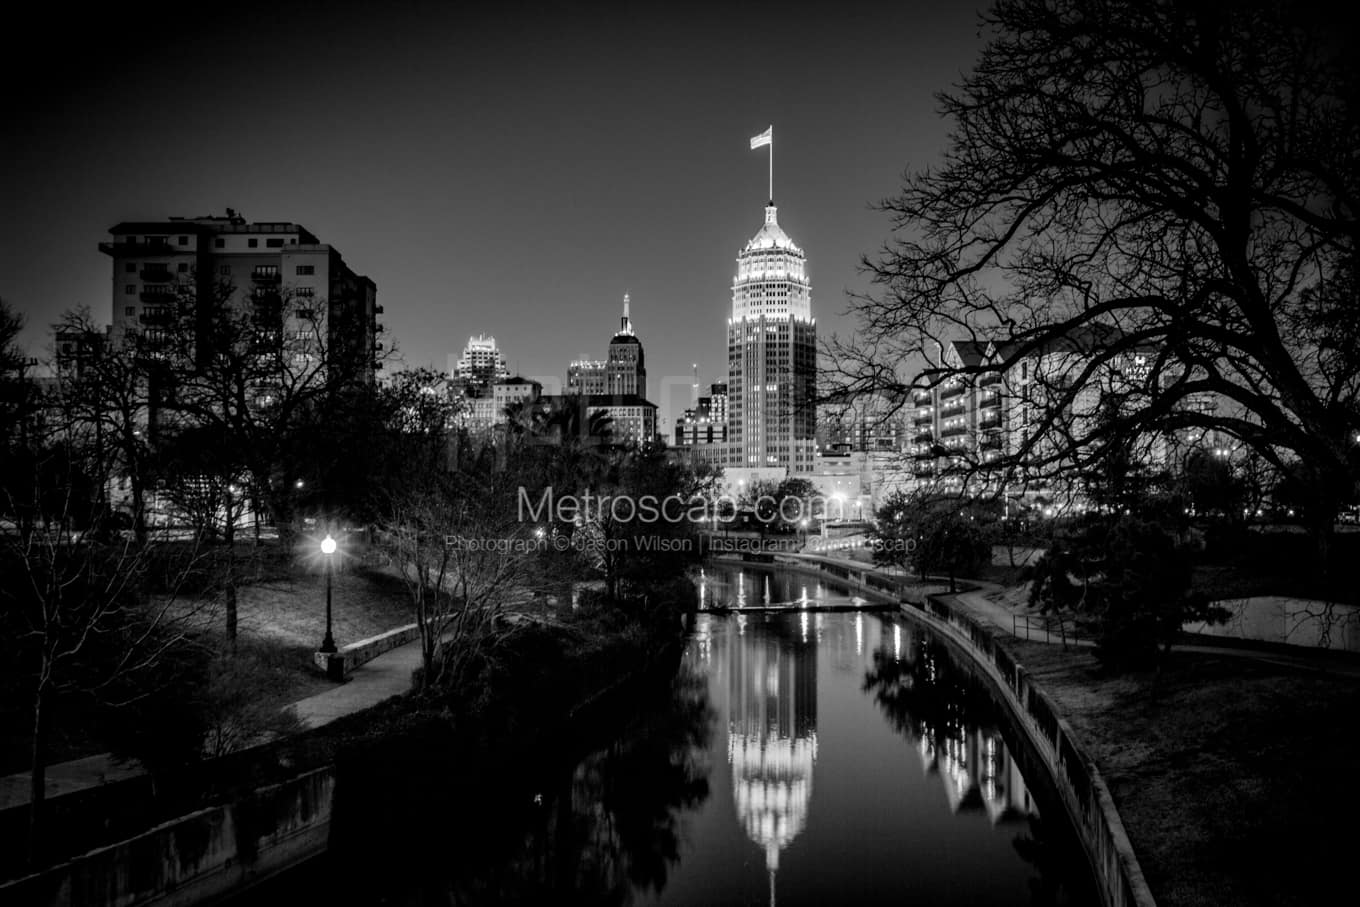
<box><xmin>224</xmin><ymin>490</ymin><xmax>237</xmax><ymax>647</ymax></box>
<box><xmin>27</xmin><ymin>687</ymin><xmax>47</xmax><ymax>868</ymax></box>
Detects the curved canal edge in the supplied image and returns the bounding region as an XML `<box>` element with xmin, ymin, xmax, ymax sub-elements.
<box><xmin>739</xmin><ymin>553</ymin><xmax>1158</xmax><ymax>907</ymax></box>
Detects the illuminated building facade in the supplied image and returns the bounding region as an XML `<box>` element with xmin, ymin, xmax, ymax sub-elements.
<box><xmin>726</xmin><ymin>204</ymin><xmax>816</xmax><ymax>480</ymax></box>
<box><xmin>568</xmin><ymin>294</ymin><xmax>647</xmax><ymax>398</ymax></box>
<box><xmin>675</xmin><ymin>382</ymin><xmax>730</xmax><ymax>447</ymax></box>
<box><xmin>451</xmin><ymin>333</ymin><xmax>509</xmax><ymax>391</ymax></box>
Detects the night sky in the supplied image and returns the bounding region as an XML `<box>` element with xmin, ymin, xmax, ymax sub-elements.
<box><xmin>1</xmin><ymin>0</ymin><xmax>985</xmax><ymax>428</ymax></box>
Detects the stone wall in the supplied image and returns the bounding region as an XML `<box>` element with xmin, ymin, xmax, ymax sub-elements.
<box><xmin>0</xmin><ymin>768</ymin><xmax>335</xmax><ymax>907</ymax></box>
<box><xmin>776</xmin><ymin>555</ymin><xmax>1155</xmax><ymax>907</ymax></box>
<box><xmin>314</xmin><ymin>622</ymin><xmax>421</xmax><ymax>679</ymax></box>
<box><xmin>1185</xmin><ymin>596</ymin><xmax>1360</xmax><ymax>652</ymax></box>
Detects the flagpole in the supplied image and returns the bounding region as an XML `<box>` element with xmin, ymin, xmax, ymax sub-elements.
<box><xmin>769</xmin><ymin>128</ymin><xmax>774</xmax><ymax>203</ymax></box>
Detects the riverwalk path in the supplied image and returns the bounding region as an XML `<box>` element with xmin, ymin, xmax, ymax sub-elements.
<box><xmin>0</xmin><ymin>635</ymin><xmax>425</xmax><ymax>812</ymax></box>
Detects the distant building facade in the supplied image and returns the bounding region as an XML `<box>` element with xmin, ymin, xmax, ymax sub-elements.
<box><xmin>451</xmin><ymin>334</ymin><xmax>510</xmax><ymax>392</ymax></box>
<box><xmin>98</xmin><ymin>211</ymin><xmax>381</xmax><ymax>386</ymax></box>
<box><xmin>903</xmin><ymin>325</ymin><xmax>1199</xmax><ymax>507</ymax></box>
<box><xmin>559</xmin><ymin>294</ymin><xmax>657</xmax><ymax>445</ymax></box>
<box><xmin>675</xmin><ymin>382</ymin><xmax>730</xmax><ymax>447</ymax></box>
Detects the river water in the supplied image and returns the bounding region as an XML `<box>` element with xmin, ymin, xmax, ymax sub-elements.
<box><xmin>250</xmin><ymin>563</ymin><xmax>1097</xmax><ymax>905</ymax></box>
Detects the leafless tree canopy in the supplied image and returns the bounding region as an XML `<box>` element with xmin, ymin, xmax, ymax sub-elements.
<box><xmin>831</xmin><ymin>0</ymin><xmax>1360</xmax><ymax>519</ymax></box>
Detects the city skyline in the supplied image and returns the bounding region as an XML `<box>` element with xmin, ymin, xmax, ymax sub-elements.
<box><xmin>0</xmin><ymin>0</ymin><xmax>986</xmax><ymax>430</ymax></box>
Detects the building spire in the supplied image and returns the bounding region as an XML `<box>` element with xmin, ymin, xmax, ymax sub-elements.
<box><xmin>619</xmin><ymin>293</ymin><xmax>633</xmax><ymax>335</ymax></box>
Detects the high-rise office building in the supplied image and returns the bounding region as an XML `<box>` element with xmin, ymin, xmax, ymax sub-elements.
<box><xmin>451</xmin><ymin>334</ymin><xmax>510</xmax><ymax>391</ymax></box>
<box><xmin>605</xmin><ymin>294</ymin><xmax>645</xmax><ymax>397</ymax></box>
<box><xmin>726</xmin><ymin>204</ymin><xmax>816</xmax><ymax>477</ymax></box>
<box><xmin>566</xmin><ymin>294</ymin><xmax>647</xmax><ymax>399</ymax></box>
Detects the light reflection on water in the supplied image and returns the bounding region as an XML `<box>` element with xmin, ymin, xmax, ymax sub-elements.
<box><xmin>255</xmin><ymin>565</ymin><xmax>1096</xmax><ymax>906</ymax></box>
<box><xmin>694</xmin><ymin>564</ymin><xmax>866</xmax><ymax>611</ymax></box>
<box><xmin>649</xmin><ymin>564</ymin><xmax>1095</xmax><ymax>906</ymax></box>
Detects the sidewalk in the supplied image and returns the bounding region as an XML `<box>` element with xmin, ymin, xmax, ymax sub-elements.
<box><xmin>0</xmin><ymin>635</ymin><xmax>424</xmax><ymax>812</ymax></box>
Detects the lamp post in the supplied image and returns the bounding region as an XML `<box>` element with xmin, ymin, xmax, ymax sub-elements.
<box><xmin>319</xmin><ymin>534</ymin><xmax>337</xmax><ymax>654</ymax></box>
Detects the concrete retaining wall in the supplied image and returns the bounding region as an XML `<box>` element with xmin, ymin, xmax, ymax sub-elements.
<box><xmin>1185</xmin><ymin>596</ymin><xmax>1360</xmax><ymax>652</ymax></box>
<box><xmin>0</xmin><ymin>767</ymin><xmax>335</xmax><ymax>907</ymax></box>
<box><xmin>774</xmin><ymin>556</ymin><xmax>1155</xmax><ymax>907</ymax></box>
<box><xmin>314</xmin><ymin>622</ymin><xmax>421</xmax><ymax>679</ymax></box>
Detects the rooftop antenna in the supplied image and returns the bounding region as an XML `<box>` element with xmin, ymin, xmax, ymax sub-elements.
<box><xmin>693</xmin><ymin>363</ymin><xmax>700</xmax><ymax>404</ymax></box>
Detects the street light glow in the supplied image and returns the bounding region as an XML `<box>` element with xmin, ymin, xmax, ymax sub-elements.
<box><xmin>321</xmin><ymin>534</ymin><xmax>337</xmax><ymax>555</ymax></box>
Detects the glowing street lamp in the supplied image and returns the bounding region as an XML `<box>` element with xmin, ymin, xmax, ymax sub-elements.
<box><xmin>319</xmin><ymin>534</ymin><xmax>337</xmax><ymax>654</ymax></box>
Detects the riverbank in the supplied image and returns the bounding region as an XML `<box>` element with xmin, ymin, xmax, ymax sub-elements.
<box><xmin>0</xmin><ymin>589</ymin><xmax>692</xmax><ymax>902</ymax></box>
<box><xmin>1004</xmin><ymin>638</ymin><xmax>1360</xmax><ymax>907</ymax></box>
<box><xmin>784</xmin><ymin>550</ymin><xmax>1360</xmax><ymax>907</ymax></box>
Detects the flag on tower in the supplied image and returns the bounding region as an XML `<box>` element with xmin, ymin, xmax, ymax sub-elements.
<box><xmin>749</xmin><ymin>126</ymin><xmax>772</xmax><ymax>149</ymax></box>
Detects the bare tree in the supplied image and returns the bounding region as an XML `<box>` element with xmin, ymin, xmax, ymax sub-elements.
<box><xmin>139</xmin><ymin>273</ymin><xmax>373</xmax><ymax>642</ymax></box>
<box><xmin>1</xmin><ymin>376</ymin><xmax>208</xmax><ymax>866</ymax></box>
<box><xmin>832</xmin><ymin>0</ymin><xmax>1360</xmax><ymax>566</ymax></box>
<box><xmin>382</xmin><ymin>469</ymin><xmax>544</xmax><ymax>694</ymax></box>
<box><xmin>51</xmin><ymin>309</ymin><xmax>161</xmax><ymax>543</ymax></box>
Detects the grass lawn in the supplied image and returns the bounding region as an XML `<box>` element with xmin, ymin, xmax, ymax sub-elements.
<box><xmin>1</xmin><ymin>564</ymin><xmax>414</xmax><ymax>776</ymax></box>
<box><xmin>1006</xmin><ymin>640</ymin><xmax>1360</xmax><ymax>907</ymax></box>
<box><xmin>233</xmin><ymin>563</ymin><xmax>413</xmax><ymax>648</ymax></box>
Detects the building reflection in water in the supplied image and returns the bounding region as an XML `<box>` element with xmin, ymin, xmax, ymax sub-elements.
<box><xmin>865</xmin><ymin>618</ymin><xmax>1038</xmax><ymax>826</ymax></box>
<box><xmin>700</xmin><ymin>591</ymin><xmax>1047</xmax><ymax>903</ymax></box>
<box><xmin>721</xmin><ymin>615</ymin><xmax>818</xmax><ymax>905</ymax></box>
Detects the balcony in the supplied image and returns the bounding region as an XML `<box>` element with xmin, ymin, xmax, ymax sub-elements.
<box><xmin>139</xmin><ymin>266</ymin><xmax>174</xmax><ymax>282</ymax></box>
<box><xmin>940</xmin><ymin>383</ymin><xmax>967</xmax><ymax>399</ymax></box>
<box><xmin>912</xmin><ymin>430</ymin><xmax>933</xmax><ymax>445</ymax></box>
<box><xmin>913</xmin><ymin>464</ymin><xmax>936</xmax><ymax>477</ymax></box>
<box><xmin>980</xmin><ymin>373</ymin><xmax>1002</xmax><ymax>387</ymax></box>
<box><xmin>980</xmin><ymin>433</ymin><xmax>1004</xmax><ymax>450</ymax></box>
<box><xmin>140</xmin><ymin>307</ymin><xmax>173</xmax><ymax>326</ymax></box>
<box><xmin>979</xmin><ymin>414</ymin><xmax>1002</xmax><ymax>429</ymax></box>
<box><xmin>911</xmin><ymin>392</ymin><xmax>932</xmax><ymax>406</ymax></box>
<box><xmin>99</xmin><ymin>239</ymin><xmax>173</xmax><ymax>256</ymax></box>
<box><xmin>251</xmin><ymin>267</ymin><xmax>282</xmax><ymax>283</ymax></box>
<box><xmin>940</xmin><ymin>401</ymin><xmax>966</xmax><ymax>417</ymax></box>
<box><xmin>940</xmin><ymin>424</ymin><xmax>968</xmax><ymax>438</ymax></box>
<box><xmin>912</xmin><ymin>414</ymin><xmax>933</xmax><ymax>427</ymax></box>
<box><xmin>139</xmin><ymin>287</ymin><xmax>177</xmax><ymax>303</ymax></box>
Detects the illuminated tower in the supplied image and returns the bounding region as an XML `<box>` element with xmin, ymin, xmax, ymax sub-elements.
<box><xmin>727</xmin><ymin>204</ymin><xmax>817</xmax><ymax>476</ymax></box>
<box><xmin>605</xmin><ymin>293</ymin><xmax>645</xmax><ymax>396</ymax></box>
